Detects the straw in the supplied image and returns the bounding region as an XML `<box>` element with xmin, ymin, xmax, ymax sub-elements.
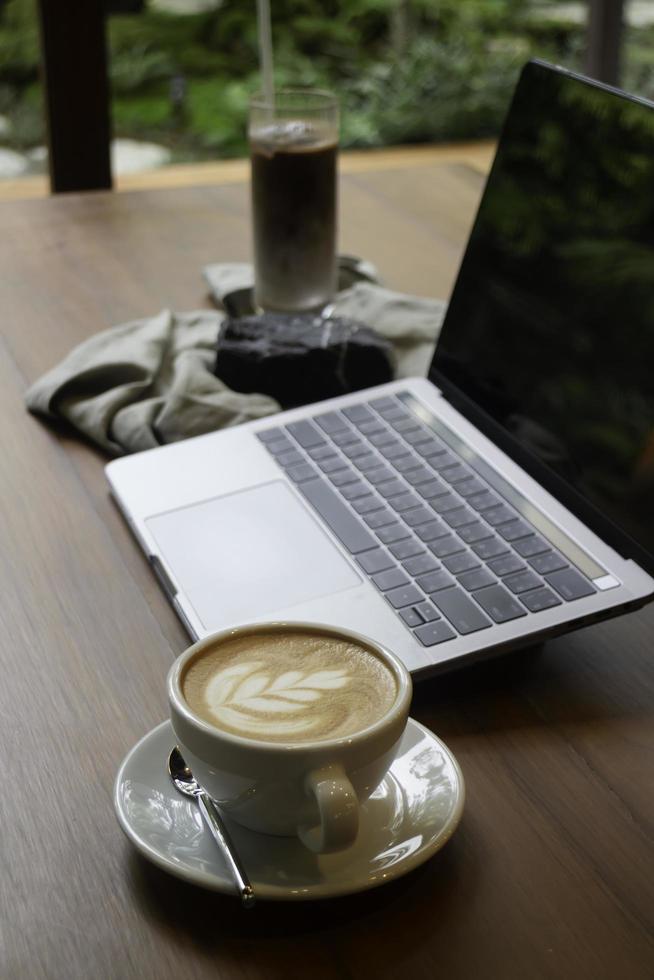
<box><xmin>256</xmin><ymin>0</ymin><xmax>275</xmax><ymax>109</ymax></box>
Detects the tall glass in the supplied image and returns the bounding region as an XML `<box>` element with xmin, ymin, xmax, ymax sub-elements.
<box><xmin>249</xmin><ymin>89</ymin><xmax>339</xmax><ymax>312</ymax></box>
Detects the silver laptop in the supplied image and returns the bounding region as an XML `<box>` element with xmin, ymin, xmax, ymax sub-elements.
<box><xmin>106</xmin><ymin>60</ymin><xmax>654</xmax><ymax>677</ymax></box>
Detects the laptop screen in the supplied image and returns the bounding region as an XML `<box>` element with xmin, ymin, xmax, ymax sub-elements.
<box><xmin>431</xmin><ymin>59</ymin><xmax>654</xmax><ymax>568</ymax></box>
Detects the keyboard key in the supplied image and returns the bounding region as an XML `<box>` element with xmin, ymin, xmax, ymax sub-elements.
<box><xmin>443</xmin><ymin>506</ymin><xmax>475</xmax><ymax>529</ymax></box>
<box><xmin>442</xmin><ymin>551</ymin><xmax>480</xmax><ymax>574</ymax></box>
<box><xmin>378</xmin><ymin>405</ymin><xmax>409</xmax><ymax>422</ymax></box>
<box><xmin>341</xmin><ymin>482</ymin><xmax>372</xmax><ymax>502</ymax></box>
<box><xmin>400</xmin><ymin>607</ymin><xmax>423</xmax><ymax>628</ymax></box>
<box><xmin>487</xmin><ymin>554</ymin><xmax>526</xmax><ymax>577</ymax></box>
<box><xmin>377</xmin><ymin>524</ymin><xmax>410</xmax><ymax>544</ymax></box>
<box><xmin>431</xmin><ymin>587</ymin><xmax>492</xmax><ymax>634</ymax></box>
<box><xmin>404</xmin><ymin>429</ymin><xmax>435</xmax><ymax>448</ymax></box>
<box><xmin>504</xmin><ymin>570</ymin><xmax>543</xmax><ymax>594</ymax></box>
<box><xmin>372</xmin><ymin>568</ymin><xmax>410</xmax><ymax>591</ymax></box>
<box><xmin>315</xmin><ymin>412</ymin><xmax>348</xmax><ymax>434</ymax></box>
<box><xmin>499</xmin><ymin>519</ymin><xmax>532</xmax><ymax>542</ymax></box>
<box><xmin>414</xmin><ymin>621</ymin><xmax>456</xmax><ymax>646</ymax></box>
<box><xmin>417</xmin><ymin>479</ymin><xmax>448</xmax><ymax>500</ymax></box>
<box><xmin>403</xmin><ymin>464</ymin><xmax>434</xmax><ymax>486</ymax></box>
<box><xmin>430</xmin><ymin>492</ymin><xmax>462</xmax><ymax>514</ymax></box>
<box><xmin>299</xmin><ymin>479</ymin><xmax>376</xmax><ymax>554</ymax></box>
<box><xmin>483</xmin><ymin>504</ymin><xmax>516</xmax><ymax>527</ymax></box>
<box><xmin>379</xmin><ymin>441</ymin><xmax>411</xmax><ymax>462</ymax></box>
<box><xmin>413</xmin><ymin>620</ymin><xmax>456</xmax><ymax>647</ymax></box>
<box><xmin>286</xmin><ymin>462</ymin><xmax>318</xmax><ymax>483</ymax></box>
<box><xmin>265</xmin><ymin>437</ymin><xmax>295</xmax><ymax>456</ymax></box>
<box><xmin>351</xmin><ymin>495</ymin><xmax>384</xmax><ymax>515</ymax></box>
<box><xmin>317</xmin><ymin>455</ymin><xmax>348</xmax><ymax>474</ymax></box>
<box><xmin>357</xmin><ymin>549</ymin><xmax>394</xmax><ymax>574</ymax></box>
<box><xmin>369</xmin><ymin>395</ymin><xmax>397</xmax><ymax>412</ymax></box>
<box><xmin>308</xmin><ymin>444</ymin><xmax>339</xmax><ymax>462</ymax></box>
<box><xmin>330</xmin><ymin>468</ymin><xmax>359</xmax><ymax>487</ymax></box>
<box><xmin>403</xmin><ymin>553</ymin><xmax>440</xmax><ymax>576</ymax></box>
<box><xmin>425</xmin><ymin>451</ymin><xmax>460</xmax><ymax>471</ymax></box>
<box><xmin>440</xmin><ymin>463</ymin><xmax>474</xmax><ymax>484</ymax></box>
<box><xmin>386</xmin><ymin>584</ymin><xmax>424</xmax><ymax>609</ymax></box>
<box><xmin>471</xmin><ymin>536</ymin><xmax>508</xmax><ymax>560</ymax></box>
<box><xmin>467</xmin><ymin>490</ymin><xmax>501</xmax><ymax>511</ymax></box>
<box><xmin>377</xmin><ymin>478</ymin><xmax>406</xmax><ymax>499</ymax></box>
<box><xmin>257</xmin><ymin>427</ymin><xmax>284</xmax><ymax>444</ymax></box>
<box><xmin>415</xmin><ymin>520</ymin><xmax>449</xmax><ymax>543</ymax></box>
<box><xmin>389</xmin><ymin>538</ymin><xmax>424</xmax><ymax>560</ymax></box>
<box><xmin>343</xmin><ymin>404</ymin><xmax>374</xmax><ymax>423</ymax></box>
<box><xmin>286</xmin><ymin>420</ymin><xmax>325</xmax><ymax>449</ymax></box>
<box><xmin>514</xmin><ymin>536</ymin><xmax>550</xmax><ymax>558</ymax></box>
<box><xmin>545</xmin><ymin>568</ymin><xmax>596</xmax><ymax>600</ymax></box>
<box><xmin>458</xmin><ymin>521</ymin><xmax>492</xmax><ymax>544</ymax></box>
<box><xmin>520</xmin><ymin>587</ymin><xmax>562</xmax><ymax>612</ymax></box>
<box><xmin>388</xmin><ymin>492</ymin><xmax>422</xmax><ymax>513</ymax></box>
<box><xmin>529</xmin><ymin>552</ymin><xmax>568</xmax><ymax>574</ymax></box>
<box><xmin>404</xmin><ymin>506</ymin><xmax>436</xmax><ymax>527</ymax></box>
<box><xmin>369</xmin><ymin>430</ymin><xmax>397</xmax><ymax>448</ymax></box>
<box><xmin>391</xmin><ymin>417</ymin><xmax>421</xmax><ymax>434</ymax></box>
<box><xmin>457</xmin><ymin>477</ymin><xmax>488</xmax><ymax>497</ymax></box>
<box><xmin>341</xmin><ymin>440</ymin><xmax>369</xmax><ymax>460</ymax></box>
<box><xmin>414</xmin><ymin>601</ymin><xmax>441</xmax><ymax>622</ymax></box>
<box><xmin>354</xmin><ymin>452</ymin><xmax>382</xmax><ymax>472</ymax></box>
<box><xmin>332</xmin><ymin>429</ymin><xmax>359</xmax><ymax>447</ymax></box>
<box><xmin>417</xmin><ymin>570</ymin><xmax>455</xmax><ymax>593</ymax></box>
<box><xmin>391</xmin><ymin>454</ymin><xmax>422</xmax><ymax>476</ymax></box>
<box><xmin>277</xmin><ymin>449</ymin><xmax>305</xmax><ymax>468</ymax></box>
<box><xmin>473</xmin><ymin>585</ymin><xmax>528</xmax><ymax>623</ymax></box>
<box><xmin>457</xmin><ymin>567</ymin><xmax>497</xmax><ymax>592</ymax></box>
<box><xmin>429</xmin><ymin>535</ymin><xmax>465</xmax><ymax>558</ymax></box>
<box><xmin>366</xmin><ymin>466</ymin><xmax>396</xmax><ymax>486</ymax></box>
<box><xmin>414</xmin><ymin>438</ymin><xmax>447</xmax><ymax>456</ymax></box>
<box><xmin>363</xmin><ymin>508</ymin><xmax>396</xmax><ymax>529</ymax></box>
<box><xmin>355</xmin><ymin>419</ymin><xmax>385</xmax><ymax>436</ymax></box>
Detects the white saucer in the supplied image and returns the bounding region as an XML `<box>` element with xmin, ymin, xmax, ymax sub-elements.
<box><xmin>114</xmin><ymin>718</ymin><xmax>465</xmax><ymax>902</ymax></box>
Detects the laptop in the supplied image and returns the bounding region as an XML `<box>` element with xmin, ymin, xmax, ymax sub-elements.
<box><xmin>106</xmin><ymin>59</ymin><xmax>654</xmax><ymax>677</ymax></box>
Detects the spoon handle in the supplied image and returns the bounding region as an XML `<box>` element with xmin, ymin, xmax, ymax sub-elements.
<box><xmin>197</xmin><ymin>792</ymin><xmax>255</xmax><ymax>908</ymax></box>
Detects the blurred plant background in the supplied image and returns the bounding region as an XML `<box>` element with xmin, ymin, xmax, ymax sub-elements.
<box><xmin>1</xmin><ymin>0</ymin><xmax>654</xmax><ymax>173</ymax></box>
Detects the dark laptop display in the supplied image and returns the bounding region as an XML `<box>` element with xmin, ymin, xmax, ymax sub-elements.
<box><xmin>432</xmin><ymin>60</ymin><xmax>654</xmax><ymax>573</ymax></box>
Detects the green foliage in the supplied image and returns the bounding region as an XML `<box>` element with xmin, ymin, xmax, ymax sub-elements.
<box><xmin>186</xmin><ymin>77</ymin><xmax>253</xmax><ymax>153</ymax></box>
<box><xmin>6</xmin><ymin>81</ymin><xmax>43</xmax><ymax>147</ymax></box>
<box><xmin>0</xmin><ymin>0</ymin><xmax>40</xmax><ymax>81</ymax></box>
<box><xmin>623</xmin><ymin>26</ymin><xmax>654</xmax><ymax>104</ymax></box>
<box><xmin>0</xmin><ymin>0</ymin><xmax>647</xmax><ymax>160</ymax></box>
<box><xmin>112</xmin><ymin>90</ymin><xmax>172</xmax><ymax>132</ymax></box>
<box><xmin>342</xmin><ymin>35</ymin><xmax>527</xmax><ymax>148</ymax></box>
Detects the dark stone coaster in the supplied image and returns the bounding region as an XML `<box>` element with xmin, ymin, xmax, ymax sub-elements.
<box><xmin>214</xmin><ymin>312</ymin><xmax>394</xmax><ymax>409</ymax></box>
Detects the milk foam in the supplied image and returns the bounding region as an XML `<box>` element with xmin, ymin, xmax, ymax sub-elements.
<box><xmin>182</xmin><ymin>631</ymin><xmax>397</xmax><ymax>743</ymax></box>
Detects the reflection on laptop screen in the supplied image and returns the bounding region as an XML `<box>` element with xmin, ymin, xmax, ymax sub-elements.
<box><xmin>432</xmin><ymin>60</ymin><xmax>654</xmax><ymax>563</ymax></box>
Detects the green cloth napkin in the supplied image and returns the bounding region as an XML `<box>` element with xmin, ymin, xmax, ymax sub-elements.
<box><xmin>26</xmin><ymin>258</ymin><xmax>447</xmax><ymax>457</ymax></box>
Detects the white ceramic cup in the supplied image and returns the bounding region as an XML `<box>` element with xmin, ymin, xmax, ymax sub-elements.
<box><xmin>168</xmin><ymin>622</ymin><xmax>412</xmax><ymax>854</ymax></box>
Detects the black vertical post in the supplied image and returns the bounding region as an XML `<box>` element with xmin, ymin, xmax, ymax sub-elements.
<box><xmin>585</xmin><ymin>0</ymin><xmax>625</xmax><ymax>86</ymax></box>
<box><xmin>36</xmin><ymin>0</ymin><xmax>113</xmax><ymax>193</ymax></box>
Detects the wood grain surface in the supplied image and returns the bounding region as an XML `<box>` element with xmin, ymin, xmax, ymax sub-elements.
<box><xmin>0</xmin><ymin>163</ymin><xmax>652</xmax><ymax>980</ymax></box>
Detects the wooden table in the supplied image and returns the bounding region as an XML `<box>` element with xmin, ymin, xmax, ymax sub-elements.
<box><xmin>1</xmin><ymin>163</ymin><xmax>653</xmax><ymax>980</ymax></box>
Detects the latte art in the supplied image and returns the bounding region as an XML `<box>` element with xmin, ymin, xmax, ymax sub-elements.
<box><xmin>204</xmin><ymin>661</ymin><xmax>351</xmax><ymax>737</ymax></box>
<box><xmin>182</xmin><ymin>630</ymin><xmax>397</xmax><ymax>743</ymax></box>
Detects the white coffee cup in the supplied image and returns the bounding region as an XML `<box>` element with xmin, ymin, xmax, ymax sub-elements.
<box><xmin>167</xmin><ymin>622</ymin><xmax>412</xmax><ymax>854</ymax></box>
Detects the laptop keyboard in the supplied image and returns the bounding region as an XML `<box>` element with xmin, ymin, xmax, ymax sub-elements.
<box><xmin>256</xmin><ymin>392</ymin><xmax>597</xmax><ymax>647</ymax></box>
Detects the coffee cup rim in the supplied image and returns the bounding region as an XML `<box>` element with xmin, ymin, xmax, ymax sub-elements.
<box><xmin>168</xmin><ymin>621</ymin><xmax>412</xmax><ymax>753</ymax></box>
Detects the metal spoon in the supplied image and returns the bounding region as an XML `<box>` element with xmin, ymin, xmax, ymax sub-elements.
<box><xmin>167</xmin><ymin>746</ymin><xmax>255</xmax><ymax>908</ymax></box>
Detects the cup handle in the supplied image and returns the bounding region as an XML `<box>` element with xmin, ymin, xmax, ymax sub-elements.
<box><xmin>298</xmin><ymin>764</ymin><xmax>359</xmax><ymax>854</ymax></box>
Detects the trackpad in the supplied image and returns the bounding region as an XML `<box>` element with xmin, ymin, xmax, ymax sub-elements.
<box><xmin>146</xmin><ymin>481</ymin><xmax>361</xmax><ymax>631</ymax></box>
